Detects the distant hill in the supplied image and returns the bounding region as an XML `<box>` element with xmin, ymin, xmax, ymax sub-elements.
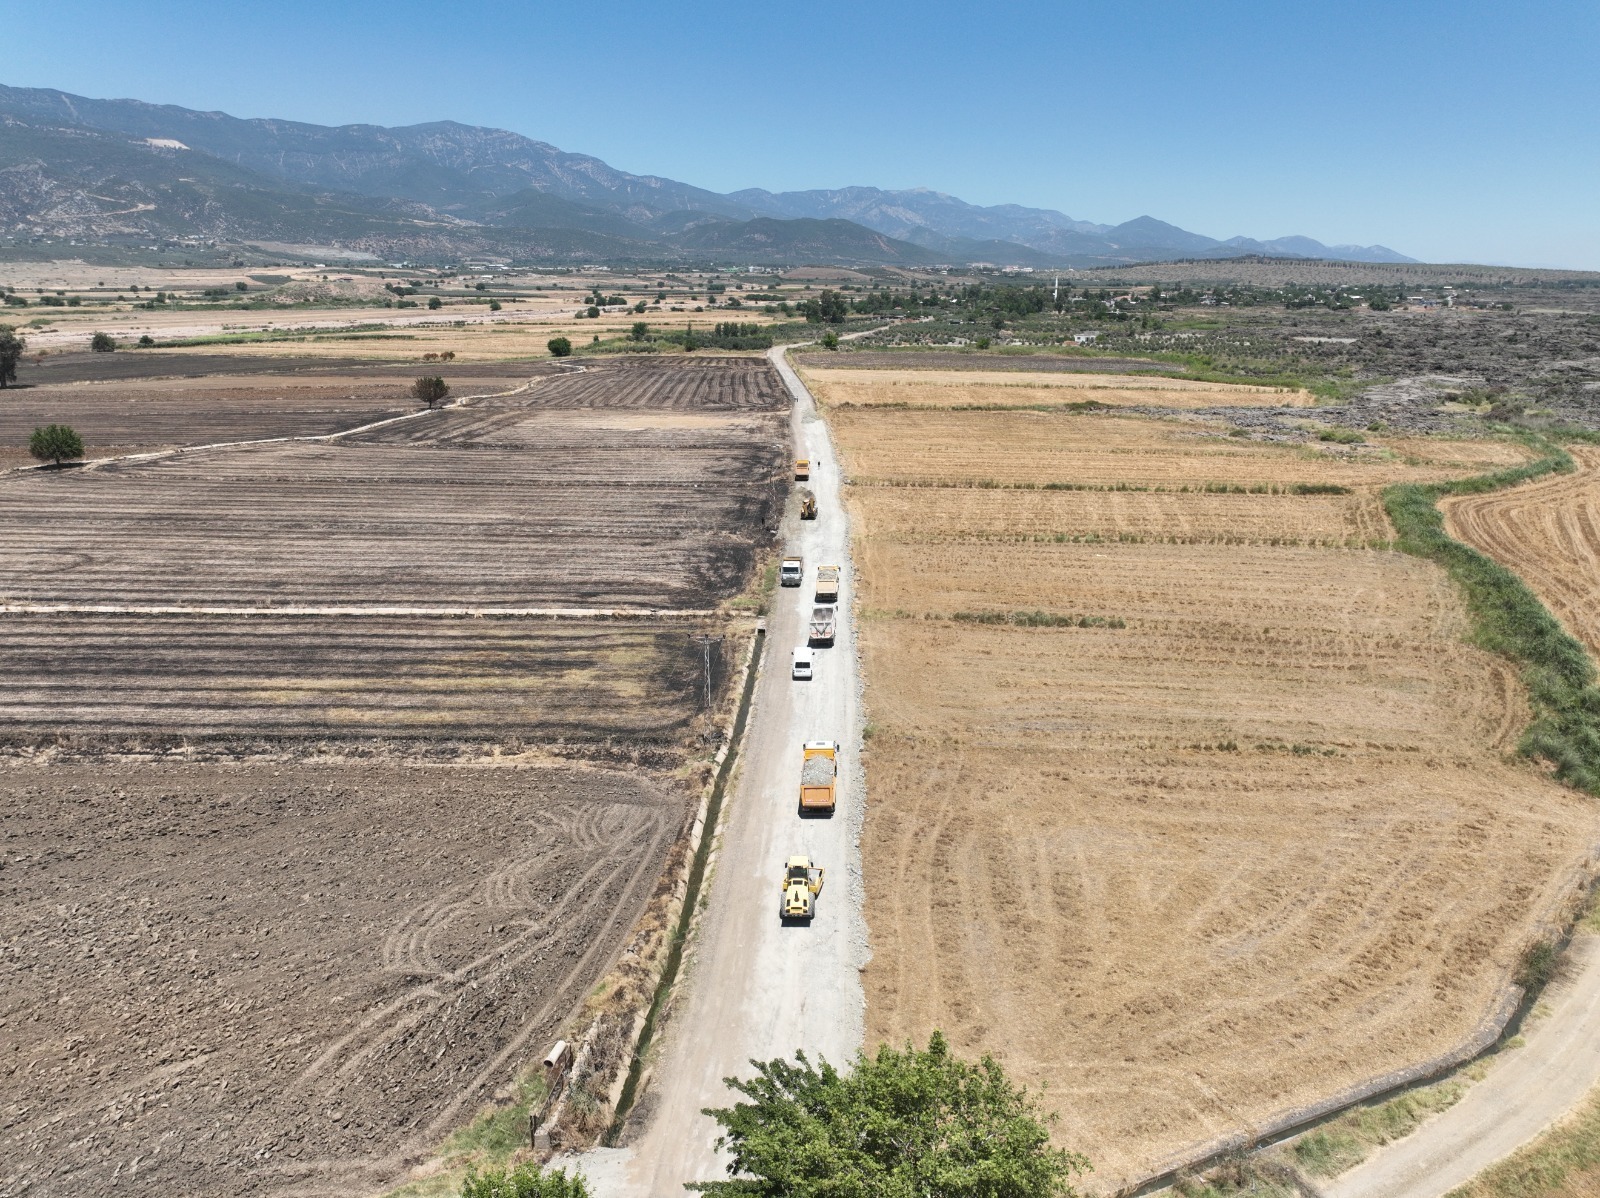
<box><xmin>731</xmin><ymin>186</ymin><xmax>1414</xmax><ymax>265</ymax></box>
<box><xmin>0</xmin><ymin>82</ymin><xmax>1417</xmax><ymax>268</ymax></box>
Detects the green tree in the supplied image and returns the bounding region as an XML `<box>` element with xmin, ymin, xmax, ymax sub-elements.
<box><xmin>461</xmin><ymin>1161</ymin><xmax>590</xmax><ymax>1197</ymax></box>
<box><xmin>629</xmin><ymin>321</ymin><xmax>650</xmax><ymax>342</ymax></box>
<box><xmin>489</xmin><ymin>299</ymin><xmax>502</xmax><ymax>311</ymax></box>
<box><xmin>820</xmin><ymin>331</ymin><xmax>840</xmax><ymax>350</ymax></box>
<box><xmin>634</xmin><ymin>299</ymin><xmax>648</xmax><ymax>314</ymax></box>
<box><xmin>0</xmin><ymin>326</ymin><xmax>25</xmax><ymax>387</ymax></box>
<box><xmin>547</xmin><ymin>336</ymin><xmax>573</xmax><ymax>357</ymax></box>
<box><xmin>91</xmin><ymin>331</ymin><xmax>117</xmax><ymax>352</ymax></box>
<box><xmin>411</xmin><ymin>376</ymin><xmax>450</xmax><ymax>409</ymax></box>
<box><xmin>586</xmin><ymin>305</ymin><xmax>601</xmax><ymax>318</ymax></box>
<box><xmin>30</xmin><ymin>424</ymin><xmax>85</xmax><ymax>466</ymax></box>
<box><xmin>428</xmin><ymin>296</ymin><xmax>444</xmax><ymax>310</ymax></box>
<box><xmin>136</xmin><ymin>334</ymin><xmax>155</xmax><ymax>347</ymax></box>
<box><xmin>692</xmin><ymin>1032</ymin><xmax>1088</xmax><ymax>1197</ymax></box>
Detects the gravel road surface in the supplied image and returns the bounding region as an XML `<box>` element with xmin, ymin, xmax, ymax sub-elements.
<box><xmin>571</xmin><ymin>348</ymin><xmax>868</xmax><ymax>1194</ymax></box>
<box><xmin>1324</xmin><ymin>932</ymin><xmax>1600</xmax><ymax>1198</ymax></box>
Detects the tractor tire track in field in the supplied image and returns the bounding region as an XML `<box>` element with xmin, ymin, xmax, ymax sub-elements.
<box><xmin>0</xmin><ymin>764</ymin><xmax>686</xmax><ymax>1198</ymax></box>
<box><xmin>1443</xmin><ymin>444</ymin><xmax>1600</xmax><ymax>657</ymax></box>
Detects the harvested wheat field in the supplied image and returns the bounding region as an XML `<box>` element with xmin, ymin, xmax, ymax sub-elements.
<box><xmin>834</xmin><ymin>408</ymin><xmax>1532</xmax><ymax>489</ymax></box>
<box><xmin>0</xmin><ymin>759</ymin><xmax>685</xmax><ymax>1198</ymax></box>
<box><xmin>1443</xmin><ymin>444</ymin><xmax>1600</xmax><ymax>655</ymax></box>
<box><xmin>851</xmin><ymin>487</ymin><xmax>1392</xmax><ymax>546</ymax></box>
<box><xmin>800</xmin><ymin>366</ymin><xmax>1314</xmax><ymax>409</ymax></box>
<box><xmin>836</xmin><ymin>399</ymin><xmax>1600</xmax><ymax>1191</ymax></box>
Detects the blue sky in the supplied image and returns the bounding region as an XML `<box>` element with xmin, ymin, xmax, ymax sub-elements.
<box><xmin>8</xmin><ymin>0</ymin><xmax>1599</xmax><ymax>268</ymax></box>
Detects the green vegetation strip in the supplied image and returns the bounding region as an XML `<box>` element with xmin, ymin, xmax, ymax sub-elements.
<box><xmin>604</xmin><ymin>626</ymin><xmax>766</xmax><ymax>1142</ymax></box>
<box><xmin>1382</xmin><ymin>436</ymin><xmax>1600</xmax><ymax>791</ymax></box>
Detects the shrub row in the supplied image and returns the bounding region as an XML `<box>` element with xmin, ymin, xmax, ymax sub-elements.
<box><xmin>1383</xmin><ymin>436</ymin><xmax>1600</xmax><ymax>791</ymax></box>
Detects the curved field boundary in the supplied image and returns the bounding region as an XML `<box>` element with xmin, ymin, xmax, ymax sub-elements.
<box><xmin>1384</xmin><ymin>438</ymin><xmax>1600</xmax><ymax>792</ymax></box>
<box><xmin>1118</xmin><ymin>433</ymin><xmax>1600</xmax><ymax>1195</ymax></box>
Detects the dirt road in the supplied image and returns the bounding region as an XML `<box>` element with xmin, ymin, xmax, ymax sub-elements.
<box><xmin>571</xmin><ymin>348</ymin><xmax>868</xmax><ymax>1194</ymax></box>
<box><xmin>1324</xmin><ymin>933</ymin><xmax>1600</xmax><ymax>1198</ymax></box>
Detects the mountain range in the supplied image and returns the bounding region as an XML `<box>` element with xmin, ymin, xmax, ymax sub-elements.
<box><xmin>0</xmin><ymin>84</ymin><xmax>1414</xmax><ymax>268</ymax></box>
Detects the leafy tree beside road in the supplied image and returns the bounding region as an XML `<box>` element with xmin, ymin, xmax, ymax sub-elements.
<box><xmin>411</xmin><ymin>376</ymin><xmax>450</xmax><ymax>409</ymax></box>
<box><xmin>0</xmin><ymin>326</ymin><xmax>24</xmax><ymax>386</ymax></box>
<box><xmin>91</xmin><ymin>331</ymin><xmax>117</xmax><ymax>352</ymax></box>
<box><xmin>693</xmin><ymin>1032</ymin><xmax>1089</xmax><ymax>1197</ymax></box>
<box><xmin>30</xmin><ymin>424</ymin><xmax>85</xmax><ymax>466</ymax></box>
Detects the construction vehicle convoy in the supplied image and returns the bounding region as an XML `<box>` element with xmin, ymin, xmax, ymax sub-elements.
<box><xmin>780</xmin><ymin>856</ymin><xmax>825</xmax><ymax>921</ymax></box>
<box><xmin>779</xmin><ymin>556</ymin><xmax>803</xmax><ymax>587</ymax></box>
<box><xmin>798</xmin><ymin>488</ymin><xmax>817</xmax><ymax>520</ymax></box>
<box><xmin>814</xmin><ymin>564</ymin><xmax>840</xmax><ymax>604</ymax></box>
<box><xmin>808</xmin><ymin>607</ymin><xmax>836</xmax><ymax>647</ymax></box>
<box><xmin>799</xmin><ymin>741</ymin><xmax>838</xmax><ymax>814</ymax></box>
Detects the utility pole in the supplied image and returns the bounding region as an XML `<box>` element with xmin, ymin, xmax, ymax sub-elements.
<box><xmin>689</xmin><ymin>634</ymin><xmax>722</xmax><ymax>711</ymax></box>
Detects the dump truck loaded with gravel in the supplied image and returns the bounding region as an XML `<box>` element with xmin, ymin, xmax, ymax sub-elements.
<box><xmin>799</xmin><ymin>741</ymin><xmax>838</xmax><ymax>814</ymax></box>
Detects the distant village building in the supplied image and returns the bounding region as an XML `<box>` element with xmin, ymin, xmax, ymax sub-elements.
<box><xmin>1074</xmin><ymin>331</ymin><xmax>1100</xmax><ymax>345</ymax></box>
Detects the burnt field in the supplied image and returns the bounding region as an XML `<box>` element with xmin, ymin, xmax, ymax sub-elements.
<box><xmin>1</xmin><ymin>414</ymin><xmax>783</xmax><ymax>609</ymax></box>
<box><xmin>0</xmin><ymin>354</ymin><xmax>563</xmax><ymax>465</ymax></box>
<box><xmin>0</xmin><ymin>614</ymin><xmax>719</xmax><ymax>750</ymax></box>
<box><xmin>0</xmin><ymin>760</ymin><xmax>685</xmax><ymax>1198</ymax></box>
<box><xmin>0</xmin><ymin>355</ymin><xmax>784</xmax><ymax>746</ymax></box>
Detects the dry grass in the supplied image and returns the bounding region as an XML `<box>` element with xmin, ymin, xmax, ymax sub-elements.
<box><xmin>1443</xmin><ymin>1082</ymin><xmax>1600</xmax><ymax>1198</ymax></box>
<box><xmin>834</xmin><ymin>409</ymin><xmax>1533</xmax><ymax>489</ymax></box>
<box><xmin>801</xmin><ymin>366</ymin><xmax>1315</xmax><ymax>409</ymax></box>
<box><xmin>850</xmin><ymin>487</ymin><xmax>1393</xmax><ymax>546</ymax></box>
<box><xmin>837</xmin><ymin>400</ymin><xmax>1599</xmax><ymax>1192</ymax></box>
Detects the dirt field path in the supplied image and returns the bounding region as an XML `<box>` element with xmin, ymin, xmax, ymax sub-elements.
<box><xmin>570</xmin><ymin>348</ymin><xmax>869</xmax><ymax>1195</ymax></box>
<box><xmin>1324</xmin><ymin>934</ymin><xmax>1600</xmax><ymax>1198</ymax></box>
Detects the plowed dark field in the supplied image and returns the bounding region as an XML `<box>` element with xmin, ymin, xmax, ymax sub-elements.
<box><xmin>2</xmin><ymin>421</ymin><xmax>780</xmax><ymax>608</ymax></box>
<box><xmin>1</xmin><ymin>353</ymin><xmax>787</xmax><ymax>1194</ymax></box>
<box><xmin>0</xmin><ymin>354</ymin><xmax>564</xmax><ymax>463</ymax></box>
<box><xmin>0</xmin><ymin>760</ymin><xmax>684</xmax><ymax>1198</ymax></box>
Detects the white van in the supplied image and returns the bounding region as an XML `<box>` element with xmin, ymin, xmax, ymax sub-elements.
<box><xmin>791</xmin><ymin>646</ymin><xmax>814</xmax><ymax>681</ymax></box>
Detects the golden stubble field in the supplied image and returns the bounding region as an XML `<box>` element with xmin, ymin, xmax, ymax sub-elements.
<box><xmin>801</xmin><ymin>366</ymin><xmax>1315</xmax><ymax>409</ymax></box>
<box><xmin>833</xmin><ymin>408</ymin><xmax>1532</xmax><ymax>490</ymax></box>
<box><xmin>833</xmin><ymin>380</ymin><xmax>1600</xmax><ymax>1190</ymax></box>
<box><xmin>1443</xmin><ymin>444</ymin><xmax>1600</xmax><ymax>657</ymax></box>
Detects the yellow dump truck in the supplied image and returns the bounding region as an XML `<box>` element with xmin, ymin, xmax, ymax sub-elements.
<box><xmin>794</xmin><ymin>457</ymin><xmax>811</xmax><ymax>481</ymax></box>
<box><xmin>799</xmin><ymin>741</ymin><xmax>838</xmax><ymax>814</ymax></box>
<box><xmin>814</xmin><ymin>564</ymin><xmax>840</xmax><ymax>604</ymax></box>
<box><xmin>780</xmin><ymin>855</ymin><xmax>824</xmax><ymax>921</ymax></box>
<box><xmin>798</xmin><ymin>488</ymin><xmax>817</xmax><ymax>520</ymax></box>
